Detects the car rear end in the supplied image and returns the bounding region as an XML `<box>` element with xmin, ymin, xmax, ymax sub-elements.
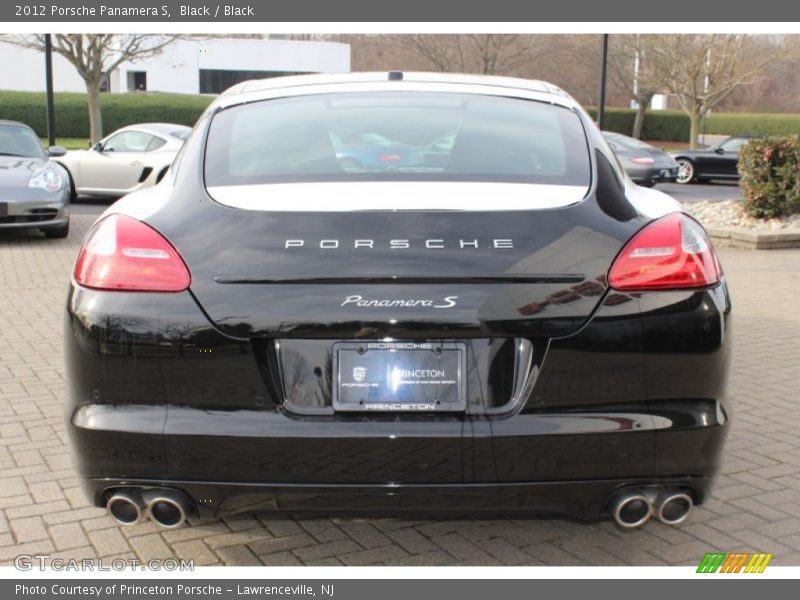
<box><xmin>65</xmin><ymin>74</ymin><xmax>731</xmax><ymax>529</ymax></box>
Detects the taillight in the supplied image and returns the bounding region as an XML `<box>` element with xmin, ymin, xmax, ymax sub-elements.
<box><xmin>608</xmin><ymin>213</ymin><xmax>720</xmax><ymax>291</ymax></box>
<box><xmin>73</xmin><ymin>214</ymin><xmax>191</xmax><ymax>292</ymax></box>
<box><xmin>630</xmin><ymin>157</ymin><xmax>655</xmax><ymax>165</ymax></box>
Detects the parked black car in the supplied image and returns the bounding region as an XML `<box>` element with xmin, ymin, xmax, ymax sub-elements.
<box><xmin>603</xmin><ymin>131</ymin><xmax>679</xmax><ymax>187</ymax></box>
<box><xmin>670</xmin><ymin>135</ymin><xmax>758</xmax><ymax>184</ymax></box>
<box><xmin>65</xmin><ymin>73</ymin><xmax>731</xmax><ymax>530</ymax></box>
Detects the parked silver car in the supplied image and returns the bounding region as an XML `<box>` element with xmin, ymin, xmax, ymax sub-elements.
<box><xmin>0</xmin><ymin>120</ymin><xmax>71</xmax><ymax>238</ymax></box>
<box><xmin>55</xmin><ymin>123</ymin><xmax>190</xmax><ymax>199</ymax></box>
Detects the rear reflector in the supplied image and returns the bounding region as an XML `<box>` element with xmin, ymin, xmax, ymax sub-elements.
<box><xmin>608</xmin><ymin>213</ymin><xmax>720</xmax><ymax>291</ymax></box>
<box><xmin>73</xmin><ymin>214</ymin><xmax>191</xmax><ymax>292</ymax></box>
<box><xmin>631</xmin><ymin>157</ymin><xmax>655</xmax><ymax>165</ymax></box>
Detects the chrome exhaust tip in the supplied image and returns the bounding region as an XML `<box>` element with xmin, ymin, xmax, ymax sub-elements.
<box><xmin>147</xmin><ymin>490</ymin><xmax>192</xmax><ymax>529</ymax></box>
<box><xmin>657</xmin><ymin>492</ymin><xmax>693</xmax><ymax>526</ymax></box>
<box><xmin>609</xmin><ymin>491</ymin><xmax>653</xmax><ymax>529</ymax></box>
<box><xmin>106</xmin><ymin>489</ymin><xmax>144</xmax><ymax>526</ymax></box>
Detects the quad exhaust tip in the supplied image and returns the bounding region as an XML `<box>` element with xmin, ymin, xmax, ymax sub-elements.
<box><xmin>147</xmin><ymin>490</ymin><xmax>192</xmax><ymax>529</ymax></box>
<box><xmin>657</xmin><ymin>492</ymin><xmax>694</xmax><ymax>526</ymax></box>
<box><xmin>610</xmin><ymin>491</ymin><xmax>653</xmax><ymax>528</ymax></box>
<box><xmin>609</xmin><ymin>487</ymin><xmax>695</xmax><ymax>529</ymax></box>
<box><xmin>106</xmin><ymin>489</ymin><xmax>144</xmax><ymax>526</ymax></box>
<box><xmin>106</xmin><ymin>488</ymin><xmax>193</xmax><ymax>528</ymax></box>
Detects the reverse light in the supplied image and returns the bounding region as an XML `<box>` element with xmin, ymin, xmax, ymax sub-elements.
<box><xmin>608</xmin><ymin>213</ymin><xmax>720</xmax><ymax>291</ymax></box>
<box><xmin>630</xmin><ymin>157</ymin><xmax>655</xmax><ymax>165</ymax></box>
<box><xmin>73</xmin><ymin>214</ymin><xmax>191</xmax><ymax>292</ymax></box>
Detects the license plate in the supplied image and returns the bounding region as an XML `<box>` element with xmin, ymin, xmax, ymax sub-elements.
<box><xmin>333</xmin><ymin>341</ymin><xmax>466</xmax><ymax>412</ymax></box>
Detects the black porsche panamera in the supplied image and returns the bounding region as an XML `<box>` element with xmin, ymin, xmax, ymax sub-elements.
<box><xmin>65</xmin><ymin>73</ymin><xmax>731</xmax><ymax>530</ymax></box>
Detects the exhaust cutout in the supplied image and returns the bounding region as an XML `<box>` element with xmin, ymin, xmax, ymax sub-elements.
<box><xmin>657</xmin><ymin>492</ymin><xmax>693</xmax><ymax>526</ymax></box>
<box><xmin>106</xmin><ymin>489</ymin><xmax>144</xmax><ymax>526</ymax></box>
<box><xmin>147</xmin><ymin>490</ymin><xmax>193</xmax><ymax>529</ymax></box>
<box><xmin>609</xmin><ymin>491</ymin><xmax>653</xmax><ymax>528</ymax></box>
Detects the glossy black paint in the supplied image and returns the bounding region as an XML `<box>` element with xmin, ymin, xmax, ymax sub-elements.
<box><xmin>670</xmin><ymin>135</ymin><xmax>756</xmax><ymax>181</ymax></box>
<box><xmin>65</xmin><ymin>94</ymin><xmax>732</xmax><ymax>521</ymax></box>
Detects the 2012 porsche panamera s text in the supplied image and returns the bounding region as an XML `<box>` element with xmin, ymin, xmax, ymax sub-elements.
<box><xmin>65</xmin><ymin>73</ymin><xmax>731</xmax><ymax>530</ymax></box>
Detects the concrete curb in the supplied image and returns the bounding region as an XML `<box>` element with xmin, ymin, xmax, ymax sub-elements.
<box><xmin>707</xmin><ymin>227</ymin><xmax>800</xmax><ymax>250</ymax></box>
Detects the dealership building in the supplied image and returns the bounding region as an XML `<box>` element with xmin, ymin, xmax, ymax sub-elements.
<box><xmin>0</xmin><ymin>36</ymin><xmax>351</xmax><ymax>95</ymax></box>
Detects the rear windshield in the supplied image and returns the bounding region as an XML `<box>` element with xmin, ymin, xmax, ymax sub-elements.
<box><xmin>204</xmin><ymin>92</ymin><xmax>590</xmax><ymax>186</ymax></box>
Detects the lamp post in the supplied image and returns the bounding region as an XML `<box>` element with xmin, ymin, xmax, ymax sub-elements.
<box><xmin>44</xmin><ymin>34</ymin><xmax>56</xmax><ymax>147</ymax></box>
<box><xmin>597</xmin><ymin>34</ymin><xmax>609</xmax><ymax>130</ymax></box>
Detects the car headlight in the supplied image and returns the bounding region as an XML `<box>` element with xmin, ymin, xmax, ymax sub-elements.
<box><xmin>29</xmin><ymin>168</ymin><xmax>65</xmax><ymax>192</ymax></box>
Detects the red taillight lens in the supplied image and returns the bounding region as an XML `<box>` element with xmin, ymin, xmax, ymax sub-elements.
<box><xmin>377</xmin><ymin>154</ymin><xmax>401</xmax><ymax>162</ymax></box>
<box><xmin>73</xmin><ymin>214</ymin><xmax>191</xmax><ymax>292</ymax></box>
<box><xmin>608</xmin><ymin>213</ymin><xmax>720</xmax><ymax>291</ymax></box>
<box><xmin>630</xmin><ymin>156</ymin><xmax>655</xmax><ymax>165</ymax></box>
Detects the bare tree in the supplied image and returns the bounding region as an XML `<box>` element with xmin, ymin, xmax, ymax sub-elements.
<box><xmin>406</xmin><ymin>34</ymin><xmax>535</xmax><ymax>75</ymax></box>
<box><xmin>648</xmin><ymin>34</ymin><xmax>795</xmax><ymax>147</ymax></box>
<box><xmin>607</xmin><ymin>35</ymin><xmax>667</xmax><ymax>139</ymax></box>
<box><xmin>1</xmin><ymin>34</ymin><xmax>184</xmax><ymax>142</ymax></box>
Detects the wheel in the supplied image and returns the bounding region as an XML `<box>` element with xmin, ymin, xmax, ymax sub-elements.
<box><xmin>42</xmin><ymin>221</ymin><xmax>69</xmax><ymax>239</ymax></box>
<box><xmin>676</xmin><ymin>158</ymin><xmax>696</xmax><ymax>184</ymax></box>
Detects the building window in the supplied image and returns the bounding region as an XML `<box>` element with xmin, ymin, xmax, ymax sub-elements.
<box><xmin>198</xmin><ymin>69</ymin><xmax>310</xmax><ymax>94</ymax></box>
<box><xmin>127</xmin><ymin>71</ymin><xmax>147</xmax><ymax>92</ymax></box>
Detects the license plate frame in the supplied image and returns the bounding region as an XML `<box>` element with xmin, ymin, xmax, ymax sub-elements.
<box><xmin>332</xmin><ymin>341</ymin><xmax>467</xmax><ymax>412</ymax></box>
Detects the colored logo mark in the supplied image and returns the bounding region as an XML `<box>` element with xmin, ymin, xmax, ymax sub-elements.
<box><xmin>697</xmin><ymin>552</ymin><xmax>773</xmax><ymax>573</ymax></box>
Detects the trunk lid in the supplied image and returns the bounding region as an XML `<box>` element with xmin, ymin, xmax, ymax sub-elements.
<box><xmin>150</xmin><ymin>183</ymin><xmax>645</xmax><ymax>340</ymax></box>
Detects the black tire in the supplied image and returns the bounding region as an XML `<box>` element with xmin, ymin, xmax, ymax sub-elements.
<box><xmin>676</xmin><ymin>158</ymin><xmax>696</xmax><ymax>184</ymax></box>
<box><xmin>63</xmin><ymin>168</ymin><xmax>77</xmax><ymax>202</ymax></box>
<box><xmin>42</xmin><ymin>221</ymin><xmax>69</xmax><ymax>239</ymax></box>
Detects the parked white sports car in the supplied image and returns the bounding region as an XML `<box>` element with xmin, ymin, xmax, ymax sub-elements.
<box><xmin>55</xmin><ymin>123</ymin><xmax>190</xmax><ymax>199</ymax></box>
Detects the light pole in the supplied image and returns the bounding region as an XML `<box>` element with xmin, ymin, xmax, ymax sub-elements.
<box><xmin>44</xmin><ymin>34</ymin><xmax>56</xmax><ymax>148</ymax></box>
<box><xmin>597</xmin><ymin>34</ymin><xmax>609</xmax><ymax>130</ymax></box>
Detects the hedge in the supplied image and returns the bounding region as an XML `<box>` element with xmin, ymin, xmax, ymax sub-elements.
<box><xmin>705</xmin><ymin>113</ymin><xmax>800</xmax><ymax>137</ymax></box>
<box><xmin>739</xmin><ymin>136</ymin><xmax>800</xmax><ymax>218</ymax></box>
<box><xmin>0</xmin><ymin>90</ymin><xmax>213</xmax><ymax>138</ymax></box>
<box><xmin>584</xmin><ymin>107</ymin><xmax>690</xmax><ymax>142</ymax></box>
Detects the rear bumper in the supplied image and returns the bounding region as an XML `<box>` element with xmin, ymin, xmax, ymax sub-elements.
<box><xmin>82</xmin><ymin>476</ymin><xmax>715</xmax><ymax>521</ymax></box>
<box><xmin>65</xmin><ymin>279</ymin><xmax>732</xmax><ymax>520</ymax></box>
<box><xmin>69</xmin><ymin>397</ymin><xmax>729</xmax><ymax>519</ymax></box>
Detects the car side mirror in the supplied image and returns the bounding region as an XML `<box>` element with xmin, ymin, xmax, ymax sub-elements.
<box><xmin>714</xmin><ymin>146</ymin><xmax>725</xmax><ymax>155</ymax></box>
<box><xmin>48</xmin><ymin>146</ymin><xmax>67</xmax><ymax>157</ymax></box>
<box><xmin>92</xmin><ymin>142</ymin><xmax>103</xmax><ymax>152</ymax></box>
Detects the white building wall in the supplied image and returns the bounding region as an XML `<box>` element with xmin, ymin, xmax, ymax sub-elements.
<box><xmin>0</xmin><ymin>38</ymin><xmax>350</xmax><ymax>95</ymax></box>
<box><xmin>0</xmin><ymin>43</ymin><xmax>88</xmax><ymax>92</ymax></box>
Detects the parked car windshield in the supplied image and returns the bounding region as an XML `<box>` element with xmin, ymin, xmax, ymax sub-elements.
<box><xmin>204</xmin><ymin>92</ymin><xmax>590</xmax><ymax>186</ymax></box>
<box><xmin>0</xmin><ymin>124</ymin><xmax>46</xmax><ymax>158</ymax></box>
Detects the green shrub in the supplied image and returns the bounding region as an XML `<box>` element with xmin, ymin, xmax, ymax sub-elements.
<box><xmin>706</xmin><ymin>113</ymin><xmax>800</xmax><ymax>137</ymax></box>
<box><xmin>0</xmin><ymin>90</ymin><xmax>213</xmax><ymax>138</ymax></box>
<box><xmin>738</xmin><ymin>136</ymin><xmax>800</xmax><ymax>218</ymax></box>
<box><xmin>584</xmin><ymin>107</ymin><xmax>690</xmax><ymax>142</ymax></box>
